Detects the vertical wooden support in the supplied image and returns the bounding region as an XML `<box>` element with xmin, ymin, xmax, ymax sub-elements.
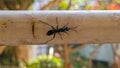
<box><xmin>0</xmin><ymin>46</ymin><xmax>6</xmax><ymax>54</ymax></box>
<box><xmin>64</xmin><ymin>44</ymin><xmax>69</xmax><ymax>68</ymax></box>
<box><xmin>15</xmin><ymin>46</ymin><xmax>29</xmax><ymax>61</ymax></box>
<box><xmin>89</xmin><ymin>52</ymin><xmax>93</xmax><ymax>68</ymax></box>
<box><xmin>112</xmin><ymin>43</ymin><xmax>120</xmax><ymax>68</ymax></box>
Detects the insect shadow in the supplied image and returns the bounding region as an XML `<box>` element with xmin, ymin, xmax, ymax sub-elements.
<box><xmin>39</xmin><ymin>17</ymin><xmax>79</xmax><ymax>43</ymax></box>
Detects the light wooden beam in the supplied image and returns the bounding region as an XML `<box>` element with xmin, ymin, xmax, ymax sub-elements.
<box><xmin>0</xmin><ymin>11</ymin><xmax>120</xmax><ymax>45</ymax></box>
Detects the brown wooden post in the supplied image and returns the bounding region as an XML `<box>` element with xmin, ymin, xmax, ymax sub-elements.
<box><xmin>64</xmin><ymin>44</ymin><xmax>69</xmax><ymax>68</ymax></box>
<box><xmin>112</xmin><ymin>44</ymin><xmax>120</xmax><ymax>68</ymax></box>
<box><xmin>0</xmin><ymin>46</ymin><xmax>6</xmax><ymax>54</ymax></box>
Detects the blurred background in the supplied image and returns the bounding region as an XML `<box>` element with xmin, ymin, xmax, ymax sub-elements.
<box><xmin>0</xmin><ymin>0</ymin><xmax>120</xmax><ymax>68</ymax></box>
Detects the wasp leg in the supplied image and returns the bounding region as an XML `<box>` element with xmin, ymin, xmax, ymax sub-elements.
<box><xmin>45</xmin><ymin>33</ymin><xmax>56</xmax><ymax>43</ymax></box>
<box><xmin>58</xmin><ymin>33</ymin><xmax>63</xmax><ymax>40</ymax></box>
<box><xmin>39</xmin><ymin>20</ymin><xmax>56</xmax><ymax>30</ymax></box>
<box><xmin>64</xmin><ymin>31</ymin><xmax>70</xmax><ymax>35</ymax></box>
<box><xmin>56</xmin><ymin>17</ymin><xmax>59</xmax><ymax>29</ymax></box>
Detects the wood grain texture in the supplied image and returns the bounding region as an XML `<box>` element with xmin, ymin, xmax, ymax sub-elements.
<box><xmin>0</xmin><ymin>11</ymin><xmax>120</xmax><ymax>45</ymax></box>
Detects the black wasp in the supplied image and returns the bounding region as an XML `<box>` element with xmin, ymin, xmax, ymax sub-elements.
<box><xmin>39</xmin><ymin>17</ymin><xmax>78</xmax><ymax>43</ymax></box>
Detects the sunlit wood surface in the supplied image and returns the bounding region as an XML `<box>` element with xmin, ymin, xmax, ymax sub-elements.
<box><xmin>0</xmin><ymin>11</ymin><xmax>120</xmax><ymax>45</ymax></box>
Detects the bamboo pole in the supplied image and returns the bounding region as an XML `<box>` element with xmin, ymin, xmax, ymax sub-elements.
<box><xmin>0</xmin><ymin>11</ymin><xmax>120</xmax><ymax>45</ymax></box>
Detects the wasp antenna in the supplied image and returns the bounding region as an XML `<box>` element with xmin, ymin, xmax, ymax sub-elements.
<box><xmin>72</xmin><ymin>29</ymin><xmax>78</xmax><ymax>33</ymax></box>
<box><xmin>56</xmin><ymin>17</ymin><xmax>59</xmax><ymax>29</ymax></box>
<box><xmin>39</xmin><ymin>19</ymin><xmax>56</xmax><ymax>30</ymax></box>
<box><xmin>39</xmin><ymin>20</ymin><xmax>54</xmax><ymax>27</ymax></box>
<box><xmin>70</xmin><ymin>25</ymin><xmax>79</xmax><ymax>30</ymax></box>
<box><xmin>63</xmin><ymin>22</ymin><xmax>70</xmax><ymax>27</ymax></box>
<box><xmin>69</xmin><ymin>25</ymin><xmax>79</xmax><ymax>33</ymax></box>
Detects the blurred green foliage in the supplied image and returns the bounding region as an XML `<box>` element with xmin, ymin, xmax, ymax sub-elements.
<box><xmin>59</xmin><ymin>0</ymin><xmax>68</xmax><ymax>10</ymax></box>
<box><xmin>24</xmin><ymin>55</ymin><xmax>63</xmax><ymax>68</ymax></box>
<box><xmin>0</xmin><ymin>47</ymin><xmax>19</xmax><ymax>66</ymax></box>
<box><xmin>0</xmin><ymin>0</ymin><xmax>34</xmax><ymax>10</ymax></box>
<box><xmin>72</xmin><ymin>0</ymin><xmax>87</xmax><ymax>4</ymax></box>
<box><xmin>59</xmin><ymin>0</ymin><xmax>120</xmax><ymax>10</ymax></box>
<box><xmin>70</xmin><ymin>51</ymin><xmax>89</xmax><ymax>68</ymax></box>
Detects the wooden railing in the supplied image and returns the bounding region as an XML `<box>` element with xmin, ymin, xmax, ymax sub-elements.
<box><xmin>0</xmin><ymin>11</ymin><xmax>120</xmax><ymax>45</ymax></box>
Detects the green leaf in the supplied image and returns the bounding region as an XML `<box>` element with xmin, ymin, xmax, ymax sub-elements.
<box><xmin>59</xmin><ymin>1</ymin><xmax>68</xmax><ymax>10</ymax></box>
